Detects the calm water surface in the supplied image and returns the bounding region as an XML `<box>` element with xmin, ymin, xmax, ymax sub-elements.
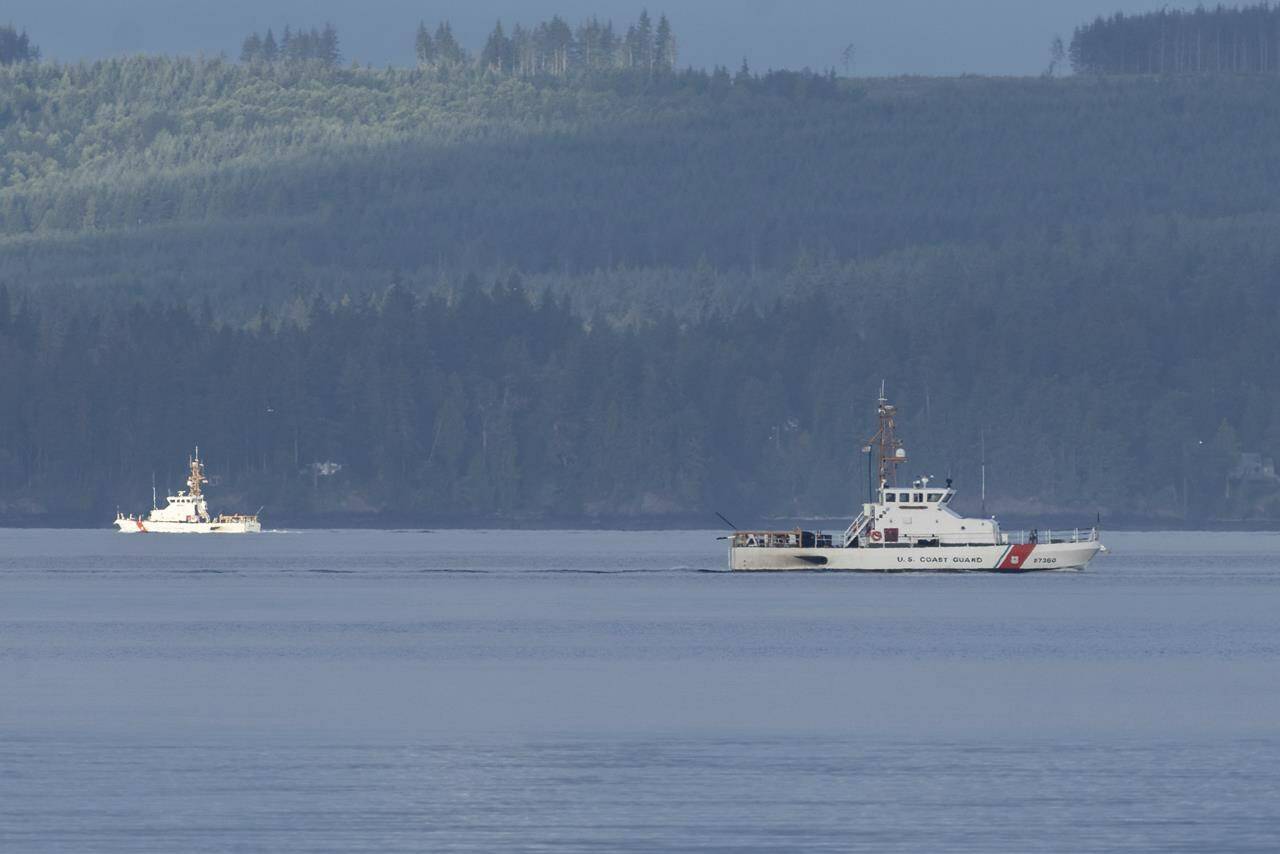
<box><xmin>1</xmin><ymin>529</ymin><xmax>1278</xmax><ymax>851</ymax></box>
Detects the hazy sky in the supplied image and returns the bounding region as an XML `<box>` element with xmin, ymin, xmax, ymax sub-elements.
<box><xmin>9</xmin><ymin>1</ymin><xmax>1172</xmax><ymax>75</ymax></box>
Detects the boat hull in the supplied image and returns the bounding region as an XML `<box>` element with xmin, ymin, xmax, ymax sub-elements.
<box><xmin>114</xmin><ymin>518</ymin><xmax>261</xmax><ymax>534</ymax></box>
<box><xmin>729</xmin><ymin>540</ymin><xmax>1102</xmax><ymax>572</ymax></box>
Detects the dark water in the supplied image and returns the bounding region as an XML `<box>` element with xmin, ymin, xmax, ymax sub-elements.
<box><xmin>2</xmin><ymin>529</ymin><xmax>1278</xmax><ymax>852</ymax></box>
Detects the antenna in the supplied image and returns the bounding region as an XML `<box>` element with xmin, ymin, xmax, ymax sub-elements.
<box><xmin>980</xmin><ymin>429</ymin><xmax>987</xmax><ymax>516</ymax></box>
<box><xmin>151</xmin><ymin>472</ymin><xmax>157</xmax><ymax>511</ymax></box>
<box><xmin>715</xmin><ymin>512</ymin><xmax>739</xmax><ymax>531</ymax></box>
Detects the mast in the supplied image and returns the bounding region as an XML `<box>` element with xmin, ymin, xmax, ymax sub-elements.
<box><xmin>187</xmin><ymin>446</ymin><xmax>207</xmax><ymax>496</ymax></box>
<box><xmin>864</xmin><ymin>383</ymin><xmax>907</xmax><ymax>495</ymax></box>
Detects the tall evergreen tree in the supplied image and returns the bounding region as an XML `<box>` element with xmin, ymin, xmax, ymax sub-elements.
<box><xmin>434</xmin><ymin>21</ymin><xmax>464</xmax><ymax>66</ymax></box>
<box><xmin>654</xmin><ymin>14</ymin><xmax>676</xmax><ymax>71</ymax></box>
<box><xmin>623</xmin><ymin>24</ymin><xmax>642</xmax><ymax>69</ymax></box>
<box><xmin>262</xmin><ymin>28</ymin><xmax>278</xmax><ymax>62</ymax></box>
<box><xmin>636</xmin><ymin>10</ymin><xmax>655</xmax><ymax>70</ymax></box>
<box><xmin>415</xmin><ymin>21</ymin><xmax>436</xmax><ymax>66</ymax></box>
<box><xmin>576</xmin><ymin>18</ymin><xmax>600</xmax><ymax>69</ymax></box>
<box><xmin>600</xmin><ymin>21</ymin><xmax>618</xmax><ymax>68</ymax></box>
<box><xmin>320</xmin><ymin>23</ymin><xmax>340</xmax><ymax>67</ymax></box>
<box><xmin>480</xmin><ymin>21</ymin><xmax>509</xmax><ymax>73</ymax></box>
<box><xmin>544</xmin><ymin>16</ymin><xmax>573</xmax><ymax>75</ymax></box>
<box><xmin>511</xmin><ymin>23</ymin><xmax>534</xmax><ymax>75</ymax></box>
<box><xmin>240</xmin><ymin>32</ymin><xmax>263</xmax><ymax>63</ymax></box>
<box><xmin>0</xmin><ymin>24</ymin><xmax>38</xmax><ymax>64</ymax></box>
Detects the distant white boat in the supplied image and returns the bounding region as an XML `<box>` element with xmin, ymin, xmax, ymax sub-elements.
<box><xmin>728</xmin><ymin>391</ymin><xmax>1104</xmax><ymax>572</ymax></box>
<box><xmin>114</xmin><ymin>448</ymin><xmax>261</xmax><ymax>534</ymax></box>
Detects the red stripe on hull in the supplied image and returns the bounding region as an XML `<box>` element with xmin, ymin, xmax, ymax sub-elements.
<box><xmin>998</xmin><ymin>544</ymin><xmax>1036</xmax><ymax>571</ymax></box>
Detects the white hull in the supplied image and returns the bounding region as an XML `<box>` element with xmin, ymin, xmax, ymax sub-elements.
<box><xmin>730</xmin><ymin>540</ymin><xmax>1102</xmax><ymax>572</ymax></box>
<box><xmin>114</xmin><ymin>518</ymin><xmax>261</xmax><ymax>534</ymax></box>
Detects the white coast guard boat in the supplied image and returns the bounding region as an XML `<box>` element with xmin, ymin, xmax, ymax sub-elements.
<box><xmin>114</xmin><ymin>448</ymin><xmax>261</xmax><ymax>533</ymax></box>
<box><xmin>728</xmin><ymin>393</ymin><xmax>1104</xmax><ymax>571</ymax></box>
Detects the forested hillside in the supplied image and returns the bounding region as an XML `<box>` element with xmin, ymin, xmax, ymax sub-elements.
<box><xmin>5</xmin><ymin>210</ymin><xmax>1280</xmax><ymax>525</ymax></box>
<box><xmin>4</xmin><ymin>13</ymin><xmax>1280</xmax><ymax>524</ymax></box>
<box><xmin>7</xmin><ymin>58</ymin><xmax>1280</xmax><ymax>313</ymax></box>
<box><xmin>1</xmin><ymin>239</ymin><xmax>1273</xmax><ymax>526</ymax></box>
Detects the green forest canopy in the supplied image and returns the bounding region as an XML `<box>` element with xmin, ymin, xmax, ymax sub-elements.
<box><xmin>2</xmin><ymin>9</ymin><xmax>1280</xmax><ymax>522</ymax></box>
<box><xmin>0</xmin><ymin>246</ymin><xmax>1270</xmax><ymax>525</ymax></box>
<box><xmin>3</xmin><ymin>59</ymin><xmax>1278</xmax><ymax>303</ymax></box>
<box><xmin>3</xmin><ymin>211</ymin><xmax>1279</xmax><ymax>524</ymax></box>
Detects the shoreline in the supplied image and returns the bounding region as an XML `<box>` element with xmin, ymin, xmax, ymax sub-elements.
<box><xmin>3</xmin><ymin>512</ymin><xmax>1280</xmax><ymax>533</ymax></box>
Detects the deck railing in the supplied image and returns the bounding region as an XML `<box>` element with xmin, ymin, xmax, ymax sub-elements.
<box><xmin>1004</xmin><ymin>528</ymin><xmax>1099</xmax><ymax>545</ymax></box>
<box><xmin>731</xmin><ymin>530</ymin><xmax>834</xmax><ymax>549</ymax></box>
<box><xmin>732</xmin><ymin>526</ymin><xmax>1100</xmax><ymax>549</ymax></box>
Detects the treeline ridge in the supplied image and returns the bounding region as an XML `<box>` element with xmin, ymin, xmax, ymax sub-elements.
<box><xmin>1072</xmin><ymin>3</ymin><xmax>1280</xmax><ymax>74</ymax></box>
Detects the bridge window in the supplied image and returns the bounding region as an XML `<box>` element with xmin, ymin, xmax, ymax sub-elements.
<box><xmin>913</xmin><ymin>493</ymin><xmax>923</xmax><ymax>503</ymax></box>
<box><xmin>927</xmin><ymin>493</ymin><xmax>942</xmax><ymax>503</ymax></box>
<box><xmin>885</xmin><ymin>493</ymin><xmax>896</xmax><ymax>502</ymax></box>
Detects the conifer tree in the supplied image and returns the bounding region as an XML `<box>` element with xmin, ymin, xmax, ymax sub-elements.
<box><xmin>415</xmin><ymin>21</ymin><xmax>436</xmax><ymax>66</ymax></box>
<box><xmin>576</xmin><ymin>18</ymin><xmax>600</xmax><ymax>69</ymax></box>
<box><xmin>654</xmin><ymin>14</ymin><xmax>676</xmax><ymax>71</ymax></box>
<box><xmin>262</xmin><ymin>28</ymin><xmax>278</xmax><ymax>62</ymax></box>
<box><xmin>600</xmin><ymin>21</ymin><xmax>618</xmax><ymax>69</ymax></box>
<box><xmin>481</xmin><ymin>21</ymin><xmax>508</xmax><ymax>73</ymax></box>
<box><xmin>637</xmin><ymin>10</ymin><xmax>655</xmax><ymax>70</ymax></box>
<box><xmin>434</xmin><ymin>21</ymin><xmax>463</xmax><ymax>66</ymax></box>
<box><xmin>320</xmin><ymin>23</ymin><xmax>340</xmax><ymax>67</ymax></box>
<box><xmin>623</xmin><ymin>24</ymin><xmax>641</xmax><ymax>69</ymax></box>
<box><xmin>0</xmin><ymin>24</ymin><xmax>38</xmax><ymax>64</ymax></box>
<box><xmin>545</xmin><ymin>16</ymin><xmax>573</xmax><ymax>75</ymax></box>
<box><xmin>240</xmin><ymin>32</ymin><xmax>263</xmax><ymax>63</ymax></box>
<box><xmin>511</xmin><ymin>24</ymin><xmax>533</xmax><ymax>75</ymax></box>
<box><xmin>299</xmin><ymin>27</ymin><xmax>319</xmax><ymax>62</ymax></box>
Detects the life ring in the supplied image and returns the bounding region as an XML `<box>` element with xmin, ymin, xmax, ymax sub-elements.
<box><xmin>869</xmin><ymin>530</ymin><xmax>882</xmax><ymax>542</ymax></box>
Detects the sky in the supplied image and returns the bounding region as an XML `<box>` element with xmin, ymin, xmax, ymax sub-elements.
<box><xmin>7</xmin><ymin>1</ymin><xmax>1174</xmax><ymax>76</ymax></box>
